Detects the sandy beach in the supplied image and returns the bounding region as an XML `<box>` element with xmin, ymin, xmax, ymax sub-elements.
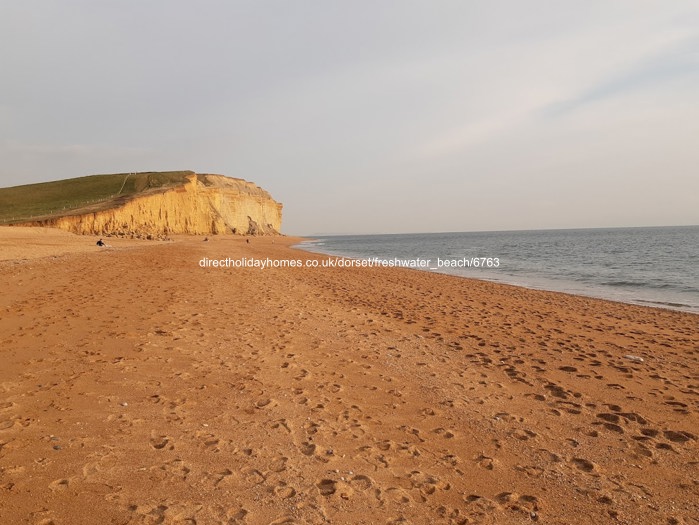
<box><xmin>0</xmin><ymin>228</ymin><xmax>697</xmax><ymax>525</ymax></box>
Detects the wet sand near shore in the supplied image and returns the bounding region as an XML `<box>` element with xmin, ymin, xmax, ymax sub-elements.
<box><xmin>0</xmin><ymin>231</ymin><xmax>697</xmax><ymax>524</ymax></box>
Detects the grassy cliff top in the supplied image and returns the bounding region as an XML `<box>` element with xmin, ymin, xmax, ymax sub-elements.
<box><xmin>0</xmin><ymin>171</ymin><xmax>196</xmax><ymax>224</ymax></box>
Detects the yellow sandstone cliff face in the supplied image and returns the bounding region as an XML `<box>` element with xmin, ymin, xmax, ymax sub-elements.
<box><xmin>29</xmin><ymin>174</ymin><xmax>282</xmax><ymax>237</ymax></box>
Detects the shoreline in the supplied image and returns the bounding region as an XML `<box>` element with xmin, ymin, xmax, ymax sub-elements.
<box><xmin>1</xmin><ymin>230</ymin><xmax>697</xmax><ymax>523</ymax></box>
<box><xmin>292</xmin><ymin>237</ymin><xmax>699</xmax><ymax>316</ymax></box>
<box><xmin>2</xmin><ymin>225</ymin><xmax>695</xmax><ymax>318</ymax></box>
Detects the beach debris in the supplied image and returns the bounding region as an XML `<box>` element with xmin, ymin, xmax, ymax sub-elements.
<box><xmin>623</xmin><ymin>355</ymin><xmax>644</xmax><ymax>363</ymax></box>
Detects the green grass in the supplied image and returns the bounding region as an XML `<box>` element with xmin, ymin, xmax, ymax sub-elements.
<box><xmin>0</xmin><ymin>171</ymin><xmax>195</xmax><ymax>224</ymax></box>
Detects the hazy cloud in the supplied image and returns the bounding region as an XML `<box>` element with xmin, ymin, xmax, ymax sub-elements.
<box><xmin>1</xmin><ymin>1</ymin><xmax>697</xmax><ymax>233</ymax></box>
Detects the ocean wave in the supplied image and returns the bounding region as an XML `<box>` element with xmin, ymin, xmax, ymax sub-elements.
<box><xmin>635</xmin><ymin>299</ymin><xmax>697</xmax><ymax>310</ymax></box>
<box><xmin>602</xmin><ymin>280</ymin><xmax>675</xmax><ymax>290</ymax></box>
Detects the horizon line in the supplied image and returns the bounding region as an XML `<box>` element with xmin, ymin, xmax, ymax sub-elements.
<box><xmin>293</xmin><ymin>223</ymin><xmax>699</xmax><ymax>237</ymax></box>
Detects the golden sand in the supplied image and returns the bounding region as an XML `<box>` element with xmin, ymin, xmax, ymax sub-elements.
<box><xmin>0</xmin><ymin>230</ymin><xmax>697</xmax><ymax>524</ymax></box>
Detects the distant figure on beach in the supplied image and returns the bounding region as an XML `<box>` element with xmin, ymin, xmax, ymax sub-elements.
<box><xmin>96</xmin><ymin>238</ymin><xmax>105</xmax><ymax>247</ymax></box>
<box><xmin>246</xmin><ymin>238</ymin><xmax>250</xmax><ymax>244</ymax></box>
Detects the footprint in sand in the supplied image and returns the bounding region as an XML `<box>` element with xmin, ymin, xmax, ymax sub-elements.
<box><xmin>632</xmin><ymin>443</ymin><xmax>654</xmax><ymax>459</ymax></box>
<box><xmin>226</xmin><ymin>508</ymin><xmax>248</xmax><ymax>523</ymax></box>
<box><xmin>475</xmin><ymin>454</ymin><xmax>497</xmax><ymax>470</ymax></box>
<box><xmin>322</xmin><ymin>478</ymin><xmax>355</xmax><ymax>500</ymax></box>
<box><xmin>300</xmin><ymin>442</ymin><xmax>316</xmax><ymax>456</ymax></box>
<box><xmin>349</xmin><ymin>474</ymin><xmax>374</xmax><ymax>491</ymax></box>
<box><xmin>559</xmin><ymin>366</ymin><xmax>578</xmax><ymax>373</ymax></box>
<box><xmin>432</xmin><ymin>427</ymin><xmax>455</xmax><ymax>439</ymax></box>
<box><xmin>596</xmin><ymin>413</ymin><xmax>620</xmax><ymax>423</ymax></box>
<box><xmin>269</xmin><ymin>456</ymin><xmax>288</xmax><ymax>473</ymax></box>
<box><xmin>149</xmin><ymin>434</ymin><xmax>172</xmax><ymax>450</ymax></box>
<box><xmin>571</xmin><ymin>457</ymin><xmax>597</xmax><ymax>473</ymax></box>
<box><xmin>618</xmin><ymin>412</ymin><xmax>647</xmax><ymax>424</ymax></box>
<box><xmin>494</xmin><ymin>492</ymin><xmax>542</xmax><ymax>520</ymax></box>
<box><xmin>510</xmin><ymin>429</ymin><xmax>537</xmax><ymax>441</ymax></box>
<box><xmin>212</xmin><ymin>468</ymin><xmax>234</xmax><ymax>487</ymax></box>
<box><xmin>255</xmin><ymin>397</ymin><xmax>276</xmax><ymax>409</ymax></box>
<box><xmin>48</xmin><ymin>478</ymin><xmax>70</xmax><ymax>491</ymax></box>
<box><xmin>160</xmin><ymin>459</ymin><xmax>190</xmax><ymax>480</ymax></box>
<box><xmin>273</xmin><ymin>483</ymin><xmax>297</xmax><ymax>499</ymax></box>
<box><xmin>384</xmin><ymin>486</ymin><xmax>411</xmax><ymax>504</ymax></box>
<box><xmin>599</xmin><ymin>422</ymin><xmax>625</xmax><ymax>434</ymax></box>
<box><xmin>270</xmin><ymin>419</ymin><xmax>291</xmax><ymax>433</ymax></box>
<box><xmin>268</xmin><ymin>517</ymin><xmax>296</xmax><ymax>525</ymax></box>
<box><xmin>515</xmin><ymin>465</ymin><xmax>545</xmax><ymax>478</ymax></box>
<box><xmin>663</xmin><ymin>430</ymin><xmax>695</xmax><ymax>443</ymax></box>
<box><xmin>408</xmin><ymin>471</ymin><xmax>451</xmax><ymax>496</ymax></box>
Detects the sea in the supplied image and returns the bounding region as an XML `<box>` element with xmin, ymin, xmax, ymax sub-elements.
<box><xmin>295</xmin><ymin>226</ymin><xmax>699</xmax><ymax>314</ymax></box>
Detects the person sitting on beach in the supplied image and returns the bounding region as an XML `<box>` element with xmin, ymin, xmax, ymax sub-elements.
<box><xmin>96</xmin><ymin>238</ymin><xmax>105</xmax><ymax>247</ymax></box>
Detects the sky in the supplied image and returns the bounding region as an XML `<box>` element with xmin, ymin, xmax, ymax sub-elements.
<box><xmin>1</xmin><ymin>1</ymin><xmax>698</xmax><ymax>235</ymax></box>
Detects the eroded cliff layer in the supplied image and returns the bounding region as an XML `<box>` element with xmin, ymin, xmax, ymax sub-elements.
<box><xmin>23</xmin><ymin>173</ymin><xmax>282</xmax><ymax>237</ymax></box>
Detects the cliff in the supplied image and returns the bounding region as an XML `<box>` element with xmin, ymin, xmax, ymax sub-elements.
<box><xmin>16</xmin><ymin>172</ymin><xmax>282</xmax><ymax>237</ymax></box>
